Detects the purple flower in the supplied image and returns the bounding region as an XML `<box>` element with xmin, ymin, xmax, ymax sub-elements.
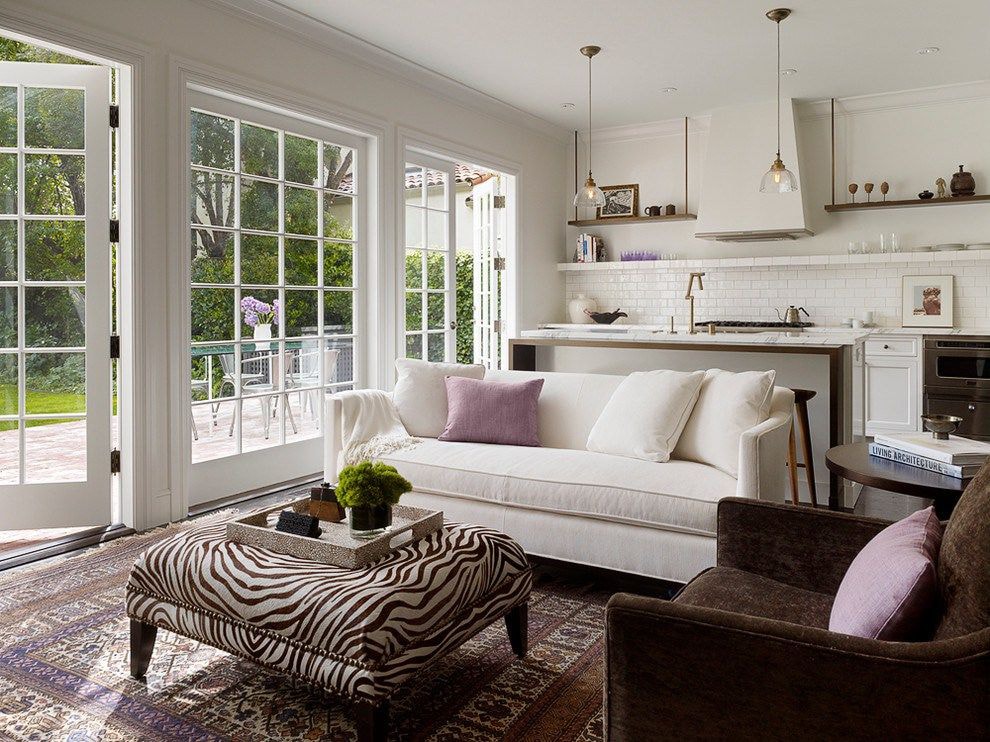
<box><xmin>241</xmin><ymin>295</ymin><xmax>278</xmax><ymax>327</ymax></box>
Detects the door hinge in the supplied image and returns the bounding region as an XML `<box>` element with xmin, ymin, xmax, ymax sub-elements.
<box><xmin>493</xmin><ymin>195</ymin><xmax>506</xmax><ymax>209</ymax></box>
<box><xmin>110</xmin><ymin>449</ymin><xmax>121</xmax><ymax>474</ymax></box>
<box><xmin>493</xmin><ymin>320</ymin><xmax>503</xmax><ymax>334</ymax></box>
<box><xmin>110</xmin><ymin>219</ymin><xmax>120</xmax><ymax>243</ymax></box>
<box><xmin>110</xmin><ymin>334</ymin><xmax>120</xmax><ymax>359</ymax></box>
<box><xmin>109</xmin><ymin>104</ymin><xmax>120</xmax><ymax>128</ymax></box>
<box><xmin>493</xmin><ymin>256</ymin><xmax>507</xmax><ymax>271</ymax></box>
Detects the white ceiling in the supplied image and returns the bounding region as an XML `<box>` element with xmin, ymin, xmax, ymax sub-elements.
<box><xmin>254</xmin><ymin>0</ymin><xmax>990</xmax><ymax>129</ymax></box>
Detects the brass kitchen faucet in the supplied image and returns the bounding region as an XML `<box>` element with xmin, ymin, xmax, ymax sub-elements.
<box><xmin>685</xmin><ymin>272</ymin><xmax>705</xmax><ymax>334</ymax></box>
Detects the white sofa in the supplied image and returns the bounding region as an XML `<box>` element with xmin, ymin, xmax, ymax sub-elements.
<box><xmin>329</xmin><ymin>369</ymin><xmax>794</xmax><ymax>583</ymax></box>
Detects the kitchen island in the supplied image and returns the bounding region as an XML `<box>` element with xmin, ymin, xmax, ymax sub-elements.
<box><xmin>511</xmin><ymin>325</ymin><xmax>869</xmax><ymax>509</ymax></box>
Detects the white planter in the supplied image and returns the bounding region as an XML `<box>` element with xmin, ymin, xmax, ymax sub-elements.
<box><xmin>568</xmin><ymin>294</ymin><xmax>597</xmax><ymax>324</ymax></box>
<box><xmin>253</xmin><ymin>323</ymin><xmax>272</xmax><ymax>350</ymax></box>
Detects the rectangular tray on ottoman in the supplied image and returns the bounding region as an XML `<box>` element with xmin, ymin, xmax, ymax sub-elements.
<box><xmin>125</xmin><ymin>517</ymin><xmax>532</xmax><ymax>742</ymax></box>
<box><xmin>226</xmin><ymin>498</ymin><xmax>444</xmax><ymax>569</ymax></box>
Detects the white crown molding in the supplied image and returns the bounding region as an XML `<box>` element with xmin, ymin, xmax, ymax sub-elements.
<box><xmin>589</xmin><ymin>115</ymin><xmax>711</xmax><ymax>145</ymax></box>
<box><xmin>197</xmin><ymin>0</ymin><xmax>570</xmax><ymax>143</ymax></box>
<box><xmin>800</xmin><ymin>80</ymin><xmax>990</xmax><ymax>120</ymax></box>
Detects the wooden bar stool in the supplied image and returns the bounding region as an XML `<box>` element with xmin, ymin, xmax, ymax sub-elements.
<box><xmin>787</xmin><ymin>388</ymin><xmax>818</xmax><ymax>507</ymax></box>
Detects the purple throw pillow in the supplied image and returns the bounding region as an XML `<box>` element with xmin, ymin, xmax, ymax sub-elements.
<box><xmin>829</xmin><ymin>506</ymin><xmax>943</xmax><ymax>641</ymax></box>
<box><xmin>438</xmin><ymin>376</ymin><xmax>544</xmax><ymax>446</ymax></box>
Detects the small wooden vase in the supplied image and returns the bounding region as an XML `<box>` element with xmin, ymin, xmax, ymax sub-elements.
<box><xmin>309</xmin><ymin>484</ymin><xmax>345</xmax><ymax>522</ymax></box>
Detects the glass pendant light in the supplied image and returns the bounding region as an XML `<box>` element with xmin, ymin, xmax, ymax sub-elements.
<box><xmin>760</xmin><ymin>9</ymin><xmax>798</xmax><ymax>193</ymax></box>
<box><xmin>574</xmin><ymin>45</ymin><xmax>606</xmax><ymax>208</ymax></box>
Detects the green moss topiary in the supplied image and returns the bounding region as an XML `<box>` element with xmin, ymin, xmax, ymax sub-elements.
<box><xmin>335</xmin><ymin>461</ymin><xmax>412</xmax><ymax>509</ymax></box>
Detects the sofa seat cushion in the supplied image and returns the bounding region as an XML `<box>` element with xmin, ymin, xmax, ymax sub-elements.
<box><xmin>674</xmin><ymin>566</ymin><xmax>834</xmax><ymax>629</ymax></box>
<box><xmin>380</xmin><ymin>439</ymin><xmax>738</xmax><ymax>536</ymax></box>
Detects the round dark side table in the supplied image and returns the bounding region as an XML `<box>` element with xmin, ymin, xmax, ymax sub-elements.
<box><xmin>825</xmin><ymin>442</ymin><xmax>971</xmax><ymax>520</ymax></box>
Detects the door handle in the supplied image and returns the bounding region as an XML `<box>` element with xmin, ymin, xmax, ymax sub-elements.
<box><xmin>969</xmin><ymin>404</ymin><xmax>977</xmax><ymax>411</ymax></box>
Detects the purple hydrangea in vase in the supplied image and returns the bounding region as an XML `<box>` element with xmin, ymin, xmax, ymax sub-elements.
<box><xmin>241</xmin><ymin>296</ymin><xmax>279</xmax><ymax>350</ymax></box>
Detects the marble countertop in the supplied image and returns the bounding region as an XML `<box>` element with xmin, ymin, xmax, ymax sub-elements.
<box><xmin>519</xmin><ymin>324</ymin><xmax>990</xmax><ymax>348</ymax></box>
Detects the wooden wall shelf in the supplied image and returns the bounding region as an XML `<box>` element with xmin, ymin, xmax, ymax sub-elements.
<box><xmin>567</xmin><ymin>214</ymin><xmax>697</xmax><ymax>227</ymax></box>
<box><xmin>824</xmin><ymin>195</ymin><xmax>990</xmax><ymax>213</ymax></box>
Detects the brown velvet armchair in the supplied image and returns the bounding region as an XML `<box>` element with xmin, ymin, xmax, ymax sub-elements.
<box><xmin>605</xmin><ymin>466</ymin><xmax>990</xmax><ymax>741</ymax></box>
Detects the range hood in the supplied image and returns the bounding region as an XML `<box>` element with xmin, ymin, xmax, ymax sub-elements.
<box><xmin>695</xmin><ymin>98</ymin><xmax>813</xmax><ymax>241</ymax></box>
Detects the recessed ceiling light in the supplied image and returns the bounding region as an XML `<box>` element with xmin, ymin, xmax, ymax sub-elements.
<box><xmin>560</xmin><ymin>102</ymin><xmax>575</xmax><ymax>109</ymax></box>
<box><xmin>660</xmin><ymin>87</ymin><xmax>678</xmax><ymax>93</ymax></box>
<box><xmin>780</xmin><ymin>68</ymin><xmax>797</xmax><ymax>76</ymax></box>
<box><xmin>916</xmin><ymin>46</ymin><xmax>940</xmax><ymax>55</ymax></box>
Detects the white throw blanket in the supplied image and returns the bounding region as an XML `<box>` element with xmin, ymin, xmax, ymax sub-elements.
<box><xmin>338</xmin><ymin>389</ymin><xmax>421</xmax><ymax>467</ymax></box>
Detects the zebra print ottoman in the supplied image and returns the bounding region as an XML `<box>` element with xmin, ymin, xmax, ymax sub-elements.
<box><xmin>125</xmin><ymin>520</ymin><xmax>531</xmax><ymax>742</ymax></box>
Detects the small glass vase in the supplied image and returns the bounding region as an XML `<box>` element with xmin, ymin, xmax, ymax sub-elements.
<box><xmin>348</xmin><ymin>505</ymin><xmax>392</xmax><ymax>539</ymax></box>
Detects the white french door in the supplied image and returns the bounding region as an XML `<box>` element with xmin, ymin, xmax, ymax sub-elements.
<box><xmin>186</xmin><ymin>90</ymin><xmax>365</xmax><ymax>506</ymax></box>
<box><xmin>472</xmin><ymin>175</ymin><xmax>506</xmax><ymax>369</ymax></box>
<box><xmin>0</xmin><ymin>62</ymin><xmax>112</xmax><ymax>529</ymax></box>
<box><xmin>403</xmin><ymin>153</ymin><xmax>456</xmax><ymax>362</ymax></box>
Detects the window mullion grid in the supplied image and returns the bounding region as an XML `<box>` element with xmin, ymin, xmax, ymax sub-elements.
<box><xmin>16</xmin><ymin>82</ymin><xmax>25</xmax><ymax>483</ymax></box>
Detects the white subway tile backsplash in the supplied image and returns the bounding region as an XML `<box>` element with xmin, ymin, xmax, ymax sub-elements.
<box><xmin>564</xmin><ymin>259</ymin><xmax>990</xmax><ymax>329</ymax></box>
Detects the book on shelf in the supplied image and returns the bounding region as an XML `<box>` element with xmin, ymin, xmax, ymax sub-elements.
<box><xmin>868</xmin><ymin>442</ymin><xmax>980</xmax><ymax>479</ymax></box>
<box><xmin>872</xmin><ymin>433</ymin><xmax>990</xmax><ymax>466</ymax></box>
<box><xmin>575</xmin><ymin>233</ymin><xmax>605</xmax><ymax>263</ymax></box>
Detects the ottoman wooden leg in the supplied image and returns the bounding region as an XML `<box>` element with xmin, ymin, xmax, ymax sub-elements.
<box><xmin>505</xmin><ymin>602</ymin><xmax>528</xmax><ymax>658</ymax></box>
<box><xmin>355</xmin><ymin>701</ymin><xmax>389</xmax><ymax>742</ymax></box>
<box><xmin>129</xmin><ymin>619</ymin><xmax>157</xmax><ymax>679</ymax></box>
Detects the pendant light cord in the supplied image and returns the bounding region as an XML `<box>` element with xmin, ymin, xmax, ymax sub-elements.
<box><xmin>587</xmin><ymin>53</ymin><xmax>593</xmax><ymax>177</ymax></box>
<box><xmin>775</xmin><ymin>18</ymin><xmax>781</xmax><ymax>159</ymax></box>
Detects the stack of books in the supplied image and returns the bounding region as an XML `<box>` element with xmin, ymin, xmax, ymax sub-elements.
<box><xmin>869</xmin><ymin>433</ymin><xmax>990</xmax><ymax>479</ymax></box>
<box><xmin>575</xmin><ymin>233</ymin><xmax>605</xmax><ymax>263</ymax></box>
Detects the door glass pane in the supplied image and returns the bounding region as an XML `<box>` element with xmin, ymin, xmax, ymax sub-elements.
<box><xmin>25</xmin><ymin>287</ymin><xmax>85</xmax><ymax>347</ymax></box>
<box><xmin>0</xmin><ymin>424</ymin><xmax>16</xmax><ymax>483</ymax></box>
<box><xmin>25</xmin><ymin>87</ymin><xmax>85</xmax><ymax>149</ymax></box>
<box><xmin>192</xmin><ymin>399</ymin><xmax>237</xmax><ymax>463</ymax></box>
<box><xmin>240</xmin><ymin>290</ymin><xmax>279</xmax><ymax>341</ymax></box>
<box><xmin>0</xmin><ymin>219</ymin><xmax>16</xmax><ymax>280</ymax></box>
<box><xmin>25</xmin><ymin>154</ymin><xmax>85</xmax><ymax>215</ymax></box>
<box><xmin>405</xmin><ymin>250</ymin><xmax>422</xmax><ymax>289</ymax></box>
<box><xmin>240</xmin><ymin>234</ymin><xmax>278</xmax><ymax>285</ymax></box>
<box><xmin>25</xmin><ymin>418</ymin><xmax>85</xmax><ymax>482</ymax></box>
<box><xmin>405</xmin><ymin>333</ymin><xmax>422</xmax><ymax>359</ymax></box>
<box><xmin>404</xmin><ymin>205</ymin><xmax>423</xmax><ymax>248</ymax></box>
<box><xmin>191</xmin><ymin>288</ymin><xmax>234</xmax><ymax>342</ymax></box>
<box><xmin>241</xmin><ymin>393</ymin><xmax>284</xmax><ymax>452</ymax></box>
<box><xmin>284</xmin><ymin>135</ymin><xmax>318</xmax><ymax>186</ymax></box>
<box><xmin>426</xmin><ymin>209</ymin><xmax>446</xmax><ymax>250</ymax></box>
<box><xmin>428</xmin><ymin>332</ymin><xmax>445</xmax><ymax>362</ymax></box>
<box><xmin>285</xmin><ymin>238</ymin><xmax>317</xmax><ymax>286</ymax></box>
<box><xmin>425</xmin><ymin>169</ymin><xmax>447</xmax><ymax>202</ymax></box>
<box><xmin>284</xmin><ymin>186</ymin><xmax>317</xmax><ymax>236</ymax></box>
<box><xmin>0</xmin><ymin>154</ymin><xmax>15</xmax><ymax>213</ymax></box>
<box><xmin>240</xmin><ymin>178</ymin><xmax>278</xmax><ymax>232</ymax></box>
<box><xmin>190</xmin><ymin>111</ymin><xmax>234</xmax><ymax>170</ymax></box>
<box><xmin>323</xmin><ymin>143</ymin><xmax>354</xmax><ymax>192</ymax></box>
<box><xmin>284</xmin><ymin>290</ymin><xmax>318</xmax><ymax>337</ymax></box>
<box><xmin>26</xmin><ymin>220</ymin><xmax>85</xmax><ymax>281</ymax></box>
<box><xmin>25</xmin><ymin>352</ymin><xmax>85</xmax><ymax>413</ymax></box>
<box><xmin>191</xmin><ymin>171</ymin><xmax>234</xmax><ymax>227</ymax></box>
<box><xmin>0</xmin><ymin>87</ymin><xmax>15</xmax><ymax>147</ymax></box>
<box><xmin>240</xmin><ymin>123</ymin><xmax>278</xmax><ymax>179</ymax></box>
<box><xmin>324</xmin><ymin>193</ymin><xmax>353</xmax><ymax>241</ymax></box>
<box><xmin>405</xmin><ymin>292</ymin><xmax>421</xmax><ymax>332</ymax></box>
<box><xmin>325</xmin><ymin>337</ymin><xmax>353</xmax><ymax>384</ymax></box>
<box><xmin>427</xmin><ymin>292</ymin><xmax>444</xmax><ymax>330</ymax></box>
<box><xmin>0</xmin><ymin>354</ymin><xmax>17</xmax><ymax>416</ymax></box>
<box><xmin>406</xmin><ymin>166</ymin><xmax>426</xmax><ymax>206</ymax></box>
<box><xmin>190</xmin><ymin>228</ymin><xmax>233</xmax><ymax>284</ymax></box>
<box><xmin>426</xmin><ymin>252</ymin><xmax>445</xmax><ymax>290</ymax></box>
<box><xmin>0</xmin><ymin>287</ymin><xmax>15</xmax><ymax>348</ymax></box>
<box><xmin>324</xmin><ymin>291</ymin><xmax>353</xmax><ymax>334</ymax></box>
<box><xmin>324</xmin><ymin>242</ymin><xmax>352</xmax><ymax>287</ymax></box>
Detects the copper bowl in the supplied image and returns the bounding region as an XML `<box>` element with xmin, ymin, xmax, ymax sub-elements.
<box><xmin>921</xmin><ymin>414</ymin><xmax>963</xmax><ymax>440</ymax></box>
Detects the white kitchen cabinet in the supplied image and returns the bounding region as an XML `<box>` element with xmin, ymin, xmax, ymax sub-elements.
<box><xmin>864</xmin><ymin>335</ymin><xmax>922</xmax><ymax>436</ymax></box>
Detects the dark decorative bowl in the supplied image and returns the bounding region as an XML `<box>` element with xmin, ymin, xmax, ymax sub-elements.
<box><xmin>921</xmin><ymin>414</ymin><xmax>963</xmax><ymax>440</ymax></box>
<box><xmin>585</xmin><ymin>309</ymin><xmax>628</xmax><ymax>325</ymax></box>
<box><xmin>918</xmin><ymin>190</ymin><xmax>935</xmax><ymax>200</ymax></box>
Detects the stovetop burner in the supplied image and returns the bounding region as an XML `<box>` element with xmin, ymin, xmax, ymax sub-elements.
<box><xmin>696</xmin><ymin>320</ymin><xmax>815</xmax><ymax>328</ymax></box>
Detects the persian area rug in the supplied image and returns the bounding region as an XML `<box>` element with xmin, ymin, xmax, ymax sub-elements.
<box><xmin>0</xmin><ymin>512</ymin><xmax>608</xmax><ymax>741</ymax></box>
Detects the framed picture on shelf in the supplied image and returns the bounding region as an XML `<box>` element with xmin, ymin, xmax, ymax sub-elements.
<box><xmin>901</xmin><ymin>275</ymin><xmax>954</xmax><ymax>328</ymax></box>
<box><xmin>597</xmin><ymin>184</ymin><xmax>639</xmax><ymax>219</ymax></box>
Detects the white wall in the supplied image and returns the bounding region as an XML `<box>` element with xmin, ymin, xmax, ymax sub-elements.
<box><xmin>0</xmin><ymin>0</ymin><xmax>567</xmax><ymax>528</ymax></box>
<box><xmin>566</xmin><ymin>84</ymin><xmax>990</xmax><ymax>260</ymax></box>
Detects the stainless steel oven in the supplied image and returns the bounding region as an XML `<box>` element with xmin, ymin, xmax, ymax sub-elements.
<box><xmin>924</xmin><ymin>336</ymin><xmax>990</xmax><ymax>441</ymax></box>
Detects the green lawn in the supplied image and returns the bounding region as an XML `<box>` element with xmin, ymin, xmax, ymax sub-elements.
<box><xmin>0</xmin><ymin>384</ymin><xmax>87</xmax><ymax>431</ymax></box>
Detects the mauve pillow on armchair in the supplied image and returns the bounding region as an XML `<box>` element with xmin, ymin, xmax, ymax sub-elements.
<box><xmin>829</xmin><ymin>506</ymin><xmax>943</xmax><ymax>641</ymax></box>
<box><xmin>438</xmin><ymin>376</ymin><xmax>544</xmax><ymax>446</ymax></box>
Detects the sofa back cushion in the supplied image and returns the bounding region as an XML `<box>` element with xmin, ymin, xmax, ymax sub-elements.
<box><xmin>393</xmin><ymin>358</ymin><xmax>484</xmax><ymax>437</ymax></box>
<box><xmin>673</xmin><ymin>369</ymin><xmax>776</xmax><ymax>477</ymax></box>
<box><xmin>586</xmin><ymin>370</ymin><xmax>705</xmax><ymax>462</ymax></box>
<box><xmin>485</xmin><ymin>369</ymin><xmax>625</xmax><ymax>450</ymax></box>
<box><xmin>829</xmin><ymin>506</ymin><xmax>943</xmax><ymax>641</ymax></box>
<box><xmin>438</xmin><ymin>376</ymin><xmax>544</xmax><ymax>446</ymax></box>
<box><xmin>934</xmin><ymin>461</ymin><xmax>990</xmax><ymax>639</ymax></box>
